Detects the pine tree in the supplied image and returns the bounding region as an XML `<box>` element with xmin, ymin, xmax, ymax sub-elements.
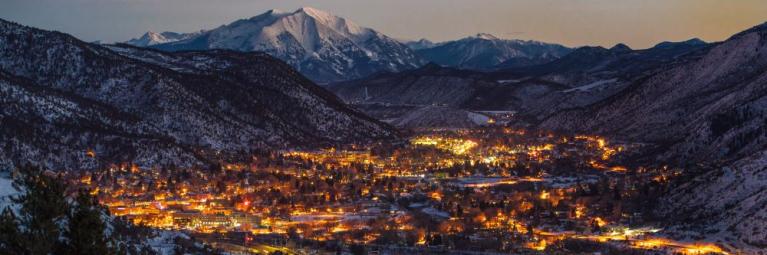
<box><xmin>0</xmin><ymin>166</ymin><xmax>120</xmax><ymax>255</ymax></box>
<box><xmin>12</xmin><ymin>166</ymin><xmax>68</xmax><ymax>255</ymax></box>
<box><xmin>0</xmin><ymin>208</ymin><xmax>25</xmax><ymax>255</ymax></box>
<box><xmin>60</xmin><ymin>189</ymin><xmax>113</xmax><ymax>255</ymax></box>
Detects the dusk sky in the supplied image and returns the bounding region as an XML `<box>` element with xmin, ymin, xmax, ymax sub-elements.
<box><xmin>3</xmin><ymin>0</ymin><xmax>767</xmax><ymax>48</ymax></box>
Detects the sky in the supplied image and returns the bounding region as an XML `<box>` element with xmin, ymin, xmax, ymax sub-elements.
<box><xmin>2</xmin><ymin>0</ymin><xmax>767</xmax><ymax>49</ymax></box>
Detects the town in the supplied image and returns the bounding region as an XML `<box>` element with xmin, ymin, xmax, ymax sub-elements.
<box><xmin>65</xmin><ymin>127</ymin><xmax>730</xmax><ymax>255</ymax></box>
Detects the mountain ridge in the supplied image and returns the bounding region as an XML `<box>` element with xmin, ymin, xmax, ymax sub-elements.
<box><xmin>414</xmin><ymin>33</ymin><xmax>572</xmax><ymax>70</ymax></box>
<box><xmin>0</xmin><ymin>18</ymin><xmax>396</xmax><ymax>170</ymax></box>
<box><xmin>536</xmin><ymin>21</ymin><xmax>767</xmax><ymax>248</ymax></box>
<box><xmin>128</xmin><ymin>7</ymin><xmax>425</xmax><ymax>83</ymax></box>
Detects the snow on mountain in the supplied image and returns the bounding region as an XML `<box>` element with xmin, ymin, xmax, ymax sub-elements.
<box><xmin>561</xmin><ymin>78</ymin><xmax>618</xmax><ymax>93</ymax></box>
<box><xmin>657</xmin><ymin>152</ymin><xmax>767</xmax><ymax>251</ymax></box>
<box><xmin>403</xmin><ymin>38</ymin><xmax>437</xmax><ymax>50</ymax></box>
<box><xmin>538</xmin><ymin>22</ymin><xmax>767</xmax><ymax>251</ymax></box>
<box><xmin>328</xmin><ymin>35</ymin><xmax>709</xmax><ymax>130</ymax></box>
<box><xmin>125</xmin><ymin>31</ymin><xmax>202</xmax><ymax>47</ymax></box>
<box><xmin>538</xmin><ymin>24</ymin><xmax>767</xmax><ymax>163</ymax></box>
<box><xmin>0</xmin><ymin>18</ymin><xmax>396</xmax><ymax>171</ymax></box>
<box><xmin>415</xmin><ymin>33</ymin><xmax>572</xmax><ymax>70</ymax></box>
<box><xmin>141</xmin><ymin>7</ymin><xmax>424</xmax><ymax>83</ymax></box>
<box><xmin>473</xmin><ymin>33</ymin><xmax>500</xmax><ymax>40</ymax></box>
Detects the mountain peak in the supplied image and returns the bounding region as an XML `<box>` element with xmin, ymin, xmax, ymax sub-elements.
<box><xmin>415</xmin><ymin>38</ymin><xmax>433</xmax><ymax>44</ymax></box>
<box><xmin>403</xmin><ymin>38</ymin><xmax>436</xmax><ymax>50</ymax></box>
<box><xmin>474</xmin><ymin>33</ymin><xmax>500</xmax><ymax>40</ymax></box>
<box><xmin>143</xmin><ymin>6</ymin><xmax>423</xmax><ymax>82</ymax></box>
<box><xmin>297</xmin><ymin>6</ymin><xmax>323</xmax><ymax>13</ymax></box>
<box><xmin>143</xmin><ymin>31</ymin><xmax>162</xmax><ymax>39</ymax></box>
<box><xmin>127</xmin><ymin>31</ymin><xmax>171</xmax><ymax>46</ymax></box>
<box><xmin>609</xmin><ymin>43</ymin><xmax>632</xmax><ymax>52</ymax></box>
<box><xmin>296</xmin><ymin>6</ymin><xmax>334</xmax><ymax>20</ymax></box>
<box><xmin>288</xmin><ymin>6</ymin><xmax>371</xmax><ymax>37</ymax></box>
<box><xmin>126</xmin><ymin>30</ymin><xmax>201</xmax><ymax>47</ymax></box>
<box><xmin>653</xmin><ymin>38</ymin><xmax>707</xmax><ymax>49</ymax></box>
<box><xmin>684</xmin><ymin>38</ymin><xmax>706</xmax><ymax>45</ymax></box>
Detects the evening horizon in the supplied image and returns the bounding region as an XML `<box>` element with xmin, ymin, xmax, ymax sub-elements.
<box><xmin>1</xmin><ymin>0</ymin><xmax>766</xmax><ymax>48</ymax></box>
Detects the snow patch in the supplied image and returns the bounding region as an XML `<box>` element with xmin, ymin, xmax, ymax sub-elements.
<box><xmin>562</xmin><ymin>79</ymin><xmax>618</xmax><ymax>93</ymax></box>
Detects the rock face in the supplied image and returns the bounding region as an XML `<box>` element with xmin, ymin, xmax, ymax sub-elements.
<box><xmin>539</xmin><ymin>23</ymin><xmax>767</xmax><ymax>250</ymax></box>
<box><xmin>136</xmin><ymin>7</ymin><xmax>424</xmax><ymax>83</ymax></box>
<box><xmin>415</xmin><ymin>33</ymin><xmax>572</xmax><ymax>70</ymax></box>
<box><xmin>0</xmin><ymin>19</ymin><xmax>395</xmax><ymax>171</ymax></box>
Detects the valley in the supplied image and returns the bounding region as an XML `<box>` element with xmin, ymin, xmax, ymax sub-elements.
<box><xmin>0</xmin><ymin>3</ymin><xmax>766</xmax><ymax>255</ymax></box>
<box><xmin>63</xmin><ymin>127</ymin><xmax>735</xmax><ymax>254</ymax></box>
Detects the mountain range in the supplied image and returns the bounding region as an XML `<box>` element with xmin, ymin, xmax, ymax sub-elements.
<box><xmin>126</xmin><ymin>8</ymin><xmax>578</xmax><ymax>82</ymax></box>
<box><xmin>327</xmin><ymin>38</ymin><xmax>708</xmax><ymax>125</ymax></box>
<box><xmin>0</xmin><ymin>18</ymin><xmax>395</xmax><ymax>171</ymax></box>
<box><xmin>126</xmin><ymin>7</ymin><xmax>424</xmax><ymax>83</ymax></box>
<box><xmin>125</xmin><ymin>31</ymin><xmax>203</xmax><ymax>47</ymax></box>
<box><xmin>414</xmin><ymin>33</ymin><xmax>572</xmax><ymax>70</ymax></box>
<box><xmin>539</xmin><ymin>23</ymin><xmax>767</xmax><ymax>247</ymax></box>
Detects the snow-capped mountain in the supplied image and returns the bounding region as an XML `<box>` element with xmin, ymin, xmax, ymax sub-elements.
<box><xmin>137</xmin><ymin>7</ymin><xmax>424</xmax><ymax>83</ymax></box>
<box><xmin>403</xmin><ymin>38</ymin><xmax>437</xmax><ymax>50</ymax></box>
<box><xmin>0</xmin><ymin>18</ymin><xmax>395</xmax><ymax>171</ymax></box>
<box><xmin>415</xmin><ymin>33</ymin><xmax>572</xmax><ymax>70</ymax></box>
<box><xmin>125</xmin><ymin>31</ymin><xmax>202</xmax><ymax>47</ymax></box>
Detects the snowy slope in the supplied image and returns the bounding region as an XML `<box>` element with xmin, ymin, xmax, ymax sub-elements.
<box><xmin>538</xmin><ymin>22</ymin><xmax>767</xmax><ymax>251</ymax></box>
<box><xmin>658</xmin><ymin>152</ymin><xmax>767</xmax><ymax>251</ymax></box>
<box><xmin>539</xmin><ymin>23</ymin><xmax>767</xmax><ymax>163</ymax></box>
<box><xmin>0</xmin><ymin>18</ymin><xmax>396</xmax><ymax>171</ymax></box>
